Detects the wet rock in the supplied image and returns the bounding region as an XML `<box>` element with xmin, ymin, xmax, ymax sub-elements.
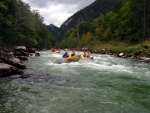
<box><xmin>2</xmin><ymin>57</ymin><xmax>26</xmax><ymax>69</ymax></box>
<box><xmin>16</xmin><ymin>56</ymin><xmax>28</xmax><ymax>61</ymax></box>
<box><xmin>143</xmin><ymin>45</ymin><xmax>150</xmax><ymax>49</ymax></box>
<box><xmin>119</xmin><ymin>53</ymin><xmax>125</xmax><ymax>57</ymax></box>
<box><xmin>94</xmin><ymin>50</ymin><xmax>98</xmax><ymax>53</ymax></box>
<box><xmin>134</xmin><ymin>50</ymin><xmax>143</xmax><ymax>56</ymax></box>
<box><xmin>15</xmin><ymin>46</ymin><xmax>26</xmax><ymax>51</ymax></box>
<box><xmin>14</xmin><ymin>50</ymin><xmax>29</xmax><ymax>56</ymax></box>
<box><xmin>101</xmin><ymin>49</ymin><xmax>106</xmax><ymax>54</ymax></box>
<box><xmin>35</xmin><ymin>52</ymin><xmax>40</xmax><ymax>56</ymax></box>
<box><xmin>108</xmin><ymin>52</ymin><xmax>113</xmax><ymax>55</ymax></box>
<box><xmin>13</xmin><ymin>46</ymin><xmax>30</xmax><ymax>57</ymax></box>
<box><xmin>0</xmin><ymin>63</ymin><xmax>23</xmax><ymax>77</ymax></box>
<box><xmin>113</xmin><ymin>53</ymin><xmax>118</xmax><ymax>57</ymax></box>
<box><xmin>138</xmin><ymin>57</ymin><xmax>150</xmax><ymax>62</ymax></box>
<box><xmin>127</xmin><ymin>54</ymin><xmax>133</xmax><ymax>58</ymax></box>
<box><xmin>27</xmin><ymin>48</ymin><xmax>35</xmax><ymax>53</ymax></box>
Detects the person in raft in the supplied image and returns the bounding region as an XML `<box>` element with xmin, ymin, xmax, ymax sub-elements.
<box><xmin>62</xmin><ymin>52</ymin><xmax>69</xmax><ymax>58</ymax></box>
<box><xmin>83</xmin><ymin>51</ymin><xmax>87</xmax><ymax>57</ymax></box>
<box><xmin>86</xmin><ymin>51</ymin><xmax>91</xmax><ymax>58</ymax></box>
<box><xmin>71</xmin><ymin>50</ymin><xmax>76</xmax><ymax>57</ymax></box>
<box><xmin>51</xmin><ymin>48</ymin><xmax>55</xmax><ymax>52</ymax></box>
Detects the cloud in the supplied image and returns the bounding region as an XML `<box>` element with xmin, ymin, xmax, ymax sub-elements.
<box><xmin>22</xmin><ymin>0</ymin><xmax>95</xmax><ymax>27</ymax></box>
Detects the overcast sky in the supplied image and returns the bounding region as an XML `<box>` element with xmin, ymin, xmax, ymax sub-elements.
<box><xmin>22</xmin><ymin>0</ymin><xmax>95</xmax><ymax>27</ymax></box>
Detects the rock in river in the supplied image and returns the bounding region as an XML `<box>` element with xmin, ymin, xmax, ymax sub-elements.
<box><xmin>0</xmin><ymin>63</ymin><xmax>23</xmax><ymax>77</ymax></box>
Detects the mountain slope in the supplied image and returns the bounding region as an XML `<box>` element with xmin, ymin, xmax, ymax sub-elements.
<box><xmin>47</xmin><ymin>24</ymin><xmax>59</xmax><ymax>36</ymax></box>
<box><xmin>57</xmin><ymin>0</ymin><xmax>116</xmax><ymax>41</ymax></box>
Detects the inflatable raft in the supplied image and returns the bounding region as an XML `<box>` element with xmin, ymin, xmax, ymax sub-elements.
<box><xmin>65</xmin><ymin>55</ymin><xmax>77</xmax><ymax>61</ymax></box>
<box><xmin>80</xmin><ymin>55</ymin><xmax>93</xmax><ymax>60</ymax></box>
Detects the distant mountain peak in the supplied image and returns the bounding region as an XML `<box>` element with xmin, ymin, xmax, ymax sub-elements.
<box><xmin>57</xmin><ymin>0</ymin><xmax>115</xmax><ymax>41</ymax></box>
<box><xmin>47</xmin><ymin>24</ymin><xmax>59</xmax><ymax>35</ymax></box>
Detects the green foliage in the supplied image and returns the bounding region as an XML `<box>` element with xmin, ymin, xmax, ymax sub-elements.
<box><xmin>60</xmin><ymin>0</ymin><xmax>150</xmax><ymax>49</ymax></box>
<box><xmin>113</xmin><ymin>0</ymin><xmax>123</xmax><ymax>12</ymax></box>
<box><xmin>57</xmin><ymin>0</ymin><xmax>116</xmax><ymax>42</ymax></box>
<box><xmin>0</xmin><ymin>0</ymin><xmax>54</xmax><ymax>49</ymax></box>
<box><xmin>79</xmin><ymin>32</ymin><xmax>92</xmax><ymax>48</ymax></box>
<box><xmin>0</xmin><ymin>2</ymin><xmax>8</xmax><ymax>10</ymax></box>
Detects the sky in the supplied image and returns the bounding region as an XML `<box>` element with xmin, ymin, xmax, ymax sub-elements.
<box><xmin>22</xmin><ymin>0</ymin><xmax>96</xmax><ymax>27</ymax></box>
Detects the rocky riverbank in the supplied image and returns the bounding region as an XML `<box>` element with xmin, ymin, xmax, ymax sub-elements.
<box><xmin>89</xmin><ymin>44</ymin><xmax>150</xmax><ymax>63</ymax></box>
<box><xmin>80</xmin><ymin>44</ymin><xmax>150</xmax><ymax>62</ymax></box>
<box><xmin>0</xmin><ymin>46</ymin><xmax>39</xmax><ymax>78</ymax></box>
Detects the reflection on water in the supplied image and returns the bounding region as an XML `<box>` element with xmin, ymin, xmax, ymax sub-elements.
<box><xmin>0</xmin><ymin>50</ymin><xmax>150</xmax><ymax>113</ymax></box>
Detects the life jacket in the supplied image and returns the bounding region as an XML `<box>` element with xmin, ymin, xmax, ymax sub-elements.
<box><xmin>71</xmin><ymin>52</ymin><xmax>76</xmax><ymax>56</ymax></box>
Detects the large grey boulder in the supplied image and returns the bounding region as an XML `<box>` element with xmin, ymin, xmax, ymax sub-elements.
<box><xmin>2</xmin><ymin>57</ymin><xmax>26</xmax><ymax>69</ymax></box>
<box><xmin>0</xmin><ymin>63</ymin><xmax>23</xmax><ymax>77</ymax></box>
<box><xmin>14</xmin><ymin>46</ymin><xmax>29</xmax><ymax>56</ymax></box>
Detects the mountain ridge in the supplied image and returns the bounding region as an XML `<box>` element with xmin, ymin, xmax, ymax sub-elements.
<box><xmin>47</xmin><ymin>24</ymin><xmax>59</xmax><ymax>36</ymax></box>
<box><xmin>57</xmin><ymin>0</ymin><xmax>116</xmax><ymax>41</ymax></box>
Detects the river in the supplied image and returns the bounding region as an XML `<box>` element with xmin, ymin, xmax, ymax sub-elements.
<box><xmin>0</xmin><ymin>50</ymin><xmax>150</xmax><ymax>113</ymax></box>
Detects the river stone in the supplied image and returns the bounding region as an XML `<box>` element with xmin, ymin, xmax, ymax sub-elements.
<box><xmin>15</xmin><ymin>46</ymin><xmax>26</xmax><ymax>51</ymax></box>
<box><xmin>27</xmin><ymin>48</ymin><xmax>35</xmax><ymax>53</ymax></box>
<box><xmin>0</xmin><ymin>63</ymin><xmax>23</xmax><ymax>77</ymax></box>
<box><xmin>119</xmin><ymin>53</ymin><xmax>124</xmax><ymax>57</ymax></box>
<box><xmin>2</xmin><ymin>57</ymin><xmax>27</xmax><ymax>69</ymax></box>
<box><xmin>16</xmin><ymin>56</ymin><xmax>28</xmax><ymax>61</ymax></box>
<box><xmin>35</xmin><ymin>52</ymin><xmax>40</xmax><ymax>56</ymax></box>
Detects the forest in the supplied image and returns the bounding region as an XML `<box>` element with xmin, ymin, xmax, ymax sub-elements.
<box><xmin>0</xmin><ymin>0</ymin><xmax>150</xmax><ymax>55</ymax></box>
<box><xmin>0</xmin><ymin>0</ymin><xmax>54</xmax><ymax>49</ymax></box>
<box><xmin>59</xmin><ymin>0</ymin><xmax>150</xmax><ymax>54</ymax></box>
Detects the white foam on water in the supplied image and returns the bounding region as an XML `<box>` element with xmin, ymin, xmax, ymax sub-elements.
<box><xmin>39</xmin><ymin>51</ymin><xmax>150</xmax><ymax>77</ymax></box>
<box><xmin>50</xmin><ymin>54</ymin><xmax>62</xmax><ymax>58</ymax></box>
<box><xmin>145</xmin><ymin>71</ymin><xmax>150</xmax><ymax>76</ymax></box>
<box><xmin>44</xmin><ymin>54</ymin><xmax>133</xmax><ymax>74</ymax></box>
<box><xmin>41</xmin><ymin>53</ymin><xmax>62</xmax><ymax>58</ymax></box>
<box><xmin>79</xmin><ymin>61</ymin><xmax>133</xmax><ymax>74</ymax></box>
<box><xmin>45</xmin><ymin>61</ymin><xmax>80</xmax><ymax>67</ymax></box>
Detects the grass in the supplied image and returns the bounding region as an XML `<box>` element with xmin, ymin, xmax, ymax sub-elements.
<box><xmin>92</xmin><ymin>40</ymin><xmax>150</xmax><ymax>57</ymax></box>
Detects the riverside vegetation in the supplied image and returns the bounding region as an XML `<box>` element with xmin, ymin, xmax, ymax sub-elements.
<box><xmin>56</xmin><ymin>0</ymin><xmax>150</xmax><ymax>59</ymax></box>
<box><xmin>0</xmin><ymin>0</ymin><xmax>150</xmax><ymax>78</ymax></box>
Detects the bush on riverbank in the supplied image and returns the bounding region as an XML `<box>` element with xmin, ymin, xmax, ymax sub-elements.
<box><xmin>88</xmin><ymin>40</ymin><xmax>150</xmax><ymax>58</ymax></box>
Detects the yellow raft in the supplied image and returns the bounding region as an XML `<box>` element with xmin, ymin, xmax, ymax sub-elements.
<box><xmin>65</xmin><ymin>55</ymin><xmax>77</xmax><ymax>61</ymax></box>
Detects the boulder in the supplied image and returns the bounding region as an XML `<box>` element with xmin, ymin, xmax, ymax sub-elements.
<box><xmin>119</xmin><ymin>53</ymin><xmax>125</xmax><ymax>57</ymax></box>
<box><xmin>13</xmin><ymin>46</ymin><xmax>29</xmax><ymax>57</ymax></box>
<box><xmin>14</xmin><ymin>50</ymin><xmax>29</xmax><ymax>56</ymax></box>
<box><xmin>35</xmin><ymin>53</ymin><xmax>40</xmax><ymax>56</ymax></box>
<box><xmin>0</xmin><ymin>63</ymin><xmax>23</xmax><ymax>77</ymax></box>
<box><xmin>2</xmin><ymin>57</ymin><xmax>26</xmax><ymax>69</ymax></box>
<box><xmin>27</xmin><ymin>48</ymin><xmax>36</xmax><ymax>53</ymax></box>
<box><xmin>134</xmin><ymin>50</ymin><xmax>143</xmax><ymax>56</ymax></box>
<box><xmin>16</xmin><ymin>56</ymin><xmax>28</xmax><ymax>61</ymax></box>
<box><xmin>101</xmin><ymin>49</ymin><xmax>106</xmax><ymax>54</ymax></box>
<box><xmin>139</xmin><ymin>57</ymin><xmax>150</xmax><ymax>62</ymax></box>
<box><xmin>15</xmin><ymin>46</ymin><xmax>26</xmax><ymax>51</ymax></box>
<box><xmin>143</xmin><ymin>45</ymin><xmax>150</xmax><ymax>49</ymax></box>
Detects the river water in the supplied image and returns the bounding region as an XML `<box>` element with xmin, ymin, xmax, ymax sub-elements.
<box><xmin>0</xmin><ymin>50</ymin><xmax>150</xmax><ymax>113</ymax></box>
